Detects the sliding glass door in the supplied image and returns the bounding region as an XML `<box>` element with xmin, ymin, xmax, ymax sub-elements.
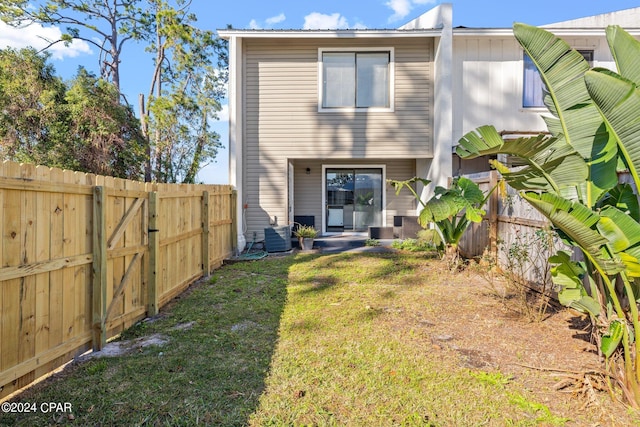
<box><xmin>326</xmin><ymin>168</ymin><xmax>383</xmax><ymax>232</ymax></box>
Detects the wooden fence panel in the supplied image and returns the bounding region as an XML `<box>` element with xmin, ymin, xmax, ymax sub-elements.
<box><xmin>458</xmin><ymin>172</ymin><xmax>495</xmax><ymax>258</ymax></box>
<box><xmin>103</xmin><ymin>179</ymin><xmax>149</xmax><ymax>338</ymax></box>
<box><xmin>156</xmin><ymin>187</ymin><xmax>206</xmax><ymax>307</ymax></box>
<box><xmin>209</xmin><ymin>187</ymin><xmax>235</xmax><ymax>270</ymax></box>
<box><xmin>460</xmin><ymin>171</ymin><xmax>566</xmax><ymax>286</ymax></box>
<box><xmin>0</xmin><ymin>164</ymin><xmax>94</xmax><ymax>397</ymax></box>
<box><xmin>0</xmin><ymin>160</ymin><xmax>236</xmax><ymax>400</ymax></box>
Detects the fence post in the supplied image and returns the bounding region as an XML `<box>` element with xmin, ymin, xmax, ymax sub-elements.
<box><xmin>148</xmin><ymin>191</ymin><xmax>159</xmax><ymax>316</ymax></box>
<box><xmin>231</xmin><ymin>189</ymin><xmax>238</xmax><ymax>255</ymax></box>
<box><xmin>202</xmin><ymin>190</ymin><xmax>210</xmax><ymax>275</ymax></box>
<box><xmin>489</xmin><ymin>170</ymin><xmax>499</xmax><ymax>261</ymax></box>
<box><xmin>92</xmin><ymin>186</ymin><xmax>107</xmax><ymax>351</ymax></box>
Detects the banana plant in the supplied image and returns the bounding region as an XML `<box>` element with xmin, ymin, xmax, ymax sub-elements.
<box><xmin>387</xmin><ymin>176</ymin><xmax>494</xmax><ymax>261</ymax></box>
<box><xmin>457</xmin><ymin>23</ymin><xmax>640</xmax><ymax>407</ymax></box>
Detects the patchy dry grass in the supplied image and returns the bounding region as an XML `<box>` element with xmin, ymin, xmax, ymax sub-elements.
<box><xmin>2</xmin><ymin>251</ymin><xmax>638</xmax><ymax>426</ymax></box>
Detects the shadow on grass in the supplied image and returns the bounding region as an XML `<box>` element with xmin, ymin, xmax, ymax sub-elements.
<box><xmin>3</xmin><ymin>251</ymin><xmax>436</xmax><ymax>426</ymax></box>
<box><xmin>2</xmin><ymin>256</ymin><xmax>294</xmax><ymax>427</ymax></box>
<box><xmin>292</xmin><ymin>251</ymin><xmax>437</xmax><ymax>295</ymax></box>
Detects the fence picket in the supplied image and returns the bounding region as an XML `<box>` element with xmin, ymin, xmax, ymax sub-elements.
<box><xmin>0</xmin><ymin>161</ymin><xmax>235</xmax><ymax>399</ymax></box>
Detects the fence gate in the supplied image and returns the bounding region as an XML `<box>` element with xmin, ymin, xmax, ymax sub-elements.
<box><xmin>93</xmin><ymin>182</ymin><xmax>149</xmax><ymax>350</ymax></box>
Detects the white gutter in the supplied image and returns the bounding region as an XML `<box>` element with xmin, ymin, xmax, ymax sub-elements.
<box><xmin>227</xmin><ymin>35</ymin><xmax>245</xmax><ymax>253</ymax></box>
<box><xmin>217</xmin><ymin>29</ymin><xmax>442</xmax><ymax>39</ymax></box>
<box><xmin>452</xmin><ymin>27</ymin><xmax>640</xmax><ymax>37</ymax></box>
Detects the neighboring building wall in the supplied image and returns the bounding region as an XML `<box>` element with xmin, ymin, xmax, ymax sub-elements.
<box><xmin>452</xmin><ymin>33</ymin><xmax>618</xmax><ymax>150</ymax></box>
<box><xmin>452</xmin><ymin>35</ymin><xmax>545</xmax><ymax>144</ymax></box>
<box><xmin>242</xmin><ymin>37</ymin><xmax>433</xmax><ymax>238</ymax></box>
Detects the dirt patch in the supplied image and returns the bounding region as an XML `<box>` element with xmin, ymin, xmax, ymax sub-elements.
<box><xmin>422</xmin><ymin>261</ymin><xmax>635</xmax><ymax>423</ymax></box>
<box><xmin>86</xmin><ymin>334</ymin><xmax>169</xmax><ymax>358</ymax></box>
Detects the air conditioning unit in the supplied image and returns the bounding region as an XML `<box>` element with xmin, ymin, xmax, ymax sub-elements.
<box><xmin>264</xmin><ymin>226</ymin><xmax>292</xmax><ymax>252</ymax></box>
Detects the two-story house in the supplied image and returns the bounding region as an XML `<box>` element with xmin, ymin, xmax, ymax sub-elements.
<box><xmin>219</xmin><ymin>4</ymin><xmax>640</xmax><ymax>250</ymax></box>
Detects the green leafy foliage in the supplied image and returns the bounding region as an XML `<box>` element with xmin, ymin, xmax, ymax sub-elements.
<box><xmin>602</xmin><ymin>321</ymin><xmax>625</xmax><ymax>359</ymax></box>
<box><xmin>457</xmin><ymin>23</ymin><xmax>640</xmax><ymax>407</ymax></box>
<box><xmin>3</xmin><ymin>0</ymin><xmax>229</xmax><ymax>183</ymax></box>
<box><xmin>2</xmin><ymin>0</ymin><xmax>151</xmax><ymax>92</ymax></box>
<box><xmin>142</xmin><ymin>0</ymin><xmax>228</xmax><ymax>183</ymax></box>
<box><xmin>388</xmin><ymin>176</ymin><xmax>493</xmax><ymax>263</ymax></box>
<box><xmin>0</xmin><ymin>49</ymin><xmax>144</xmax><ymax>178</ymax></box>
<box><xmin>0</xmin><ymin>48</ymin><xmax>67</xmax><ymax>166</ymax></box>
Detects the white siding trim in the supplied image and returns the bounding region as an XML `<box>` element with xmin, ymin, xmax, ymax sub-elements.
<box><xmin>427</xmin><ymin>4</ymin><xmax>452</xmax><ymax>197</ymax></box>
<box><xmin>321</xmin><ymin>164</ymin><xmax>387</xmax><ymax>234</ymax></box>
<box><xmin>317</xmin><ymin>47</ymin><xmax>395</xmax><ymax>113</ymax></box>
<box><xmin>228</xmin><ymin>36</ymin><xmax>245</xmax><ymax>250</ymax></box>
<box><xmin>219</xmin><ymin>29</ymin><xmax>442</xmax><ymax>39</ymax></box>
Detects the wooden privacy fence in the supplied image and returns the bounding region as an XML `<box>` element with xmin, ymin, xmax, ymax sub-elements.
<box><xmin>0</xmin><ymin>161</ymin><xmax>237</xmax><ymax>399</ymax></box>
<box><xmin>458</xmin><ymin>171</ymin><xmax>558</xmax><ymax>284</ymax></box>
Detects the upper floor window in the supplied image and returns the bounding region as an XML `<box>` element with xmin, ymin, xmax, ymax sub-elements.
<box><xmin>523</xmin><ymin>49</ymin><xmax>593</xmax><ymax>108</ymax></box>
<box><xmin>320</xmin><ymin>49</ymin><xmax>393</xmax><ymax>111</ymax></box>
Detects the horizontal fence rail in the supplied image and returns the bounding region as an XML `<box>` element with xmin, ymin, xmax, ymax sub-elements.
<box><xmin>0</xmin><ymin>161</ymin><xmax>236</xmax><ymax>399</ymax></box>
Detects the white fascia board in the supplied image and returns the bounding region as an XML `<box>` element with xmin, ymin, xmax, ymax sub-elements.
<box><xmin>453</xmin><ymin>27</ymin><xmax>640</xmax><ymax>38</ymax></box>
<box><xmin>217</xmin><ymin>29</ymin><xmax>442</xmax><ymax>40</ymax></box>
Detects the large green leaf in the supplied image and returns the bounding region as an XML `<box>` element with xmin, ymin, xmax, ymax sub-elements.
<box><xmin>585</xmin><ymin>68</ymin><xmax>640</xmax><ymax>200</ymax></box>
<box><xmin>606</xmin><ymin>25</ymin><xmax>640</xmax><ymax>85</ymax></box>
<box><xmin>419</xmin><ymin>196</ymin><xmax>461</xmax><ymax>225</ymax></box>
<box><xmin>514</xmin><ymin>24</ymin><xmax>599</xmax><ymax>155</ymax></box>
<box><xmin>597</xmin><ymin>183</ymin><xmax>640</xmax><ymax>221</ymax></box>
<box><xmin>456</xmin><ymin>176</ymin><xmax>484</xmax><ymax>205</ymax></box>
<box><xmin>549</xmin><ymin>250</ymin><xmax>600</xmax><ymax>316</ymax></box>
<box><xmin>523</xmin><ymin>192</ymin><xmax>625</xmax><ymax>276</ymax></box>
<box><xmin>522</xmin><ymin>192</ymin><xmax>605</xmax><ymax>255</ymax></box>
<box><xmin>597</xmin><ymin>206</ymin><xmax>640</xmax><ymax>253</ymax></box>
<box><xmin>457</xmin><ymin>125</ymin><xmax>588</xmax><ymax>193</ymax></box>
<box><xmin>514</xmin><ymin>23</ymin><xmax>618</xmax><ymax>205</ymax></box>
<box><xmin>601</xmin><ymin>320</ymin><xmax>624</xmax><ymax>358</ymax></box>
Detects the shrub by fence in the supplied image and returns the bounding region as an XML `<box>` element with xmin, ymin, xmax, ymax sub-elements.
<box><xmin>0</xmin><ymin>161</ymin><xmax>236</xmax><ymax>399</ymax></box>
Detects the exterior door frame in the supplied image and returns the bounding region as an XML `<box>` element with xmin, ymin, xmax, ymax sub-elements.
<box><xmin>287</xmin><ymin>160</ymin><xmax>294</xmax><ymax>226</ymax></box>
<box><xmin>321</xmin><ymin>164</ymin><xmax>386</xmax><ymax>235</ymax></box>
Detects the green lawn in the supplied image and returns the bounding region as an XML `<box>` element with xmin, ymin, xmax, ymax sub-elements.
<box><xmin>1</xmin><ymin>251</ymin><xmax>593</xmax><ymax>426</ymax></box>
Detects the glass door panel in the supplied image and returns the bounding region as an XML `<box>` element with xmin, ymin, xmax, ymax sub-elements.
<box><xmin>326</xmin><ymin>168</ymin><xmax>382</xmax><ymax>232</ymax></box>
<box><xmin>353</xmin><ymin>169</ymin><xmax>382</xmax><ymax>231</ymax></box>
<box><xmin>326</xmin><ymin>169</ymin><xmax>354</xmax><ymax>231</ymax></box>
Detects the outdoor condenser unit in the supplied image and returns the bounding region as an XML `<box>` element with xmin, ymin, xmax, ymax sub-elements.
<box><xmin>264</xmin><ymin>225</ymin><xmax>292</xmax><ymax>252</ymax></box>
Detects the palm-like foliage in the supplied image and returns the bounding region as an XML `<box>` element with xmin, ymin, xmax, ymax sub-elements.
<box><xmin>388</xmin><ymin>177</ymin><xmax>493</xmax><ymax>259</ymax></box>
<box><xmin>457</xmin><ymin>23</ymin><xmax>640</xmax><ymax>407</ymax></box>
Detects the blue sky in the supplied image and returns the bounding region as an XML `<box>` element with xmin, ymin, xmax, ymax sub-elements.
<box><xmin>1</xmin><ymin>0</ymin><xmax>639</xmax><ymax>183</ymax></box>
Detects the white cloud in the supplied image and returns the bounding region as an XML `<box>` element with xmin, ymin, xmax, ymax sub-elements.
<box><xmin>216</xmin><ymin>103</ymin><xmax>229</xmax><ymax>122</ymax></box>
<box><xmin>248</xmin><ymin>13</ymin><xmax>286</xmax><ymax>29</ymax></box>
<box><xmin>303</xmin><ymin>12</ymin><xmax>349</xmax><ymax>30</ymax></box>
<box><xmin>386</xmin><ymin>0</ymin><xmax>412</xmax><ymax>22</ymax></box>
<box><xmin>248</xmin><ymin>19</ymin><xmax>261</xmax><ymax>30</ymax></box>
<box><xmin>265</xmin><ymin>13</ymin><xmax>286</xmax><ymax>25</ymax></box>
<box><xmin>386</xmin><ymin>0</ymin><xmax>436</xmax><ymax>23</ymax></box>
<box><xmin>0</xmin><ymin>21</ymin><xmax>92</xmax><ymax>60</ymax></box>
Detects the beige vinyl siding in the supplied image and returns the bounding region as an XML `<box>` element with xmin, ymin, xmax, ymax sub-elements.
<box><xmin>242</xmin><ymin>37</ymin><xmax>432</xmax><ymax>237</ymax></box>
<box><xmin>244</xmin><ymin>37</ymin><xmax>432</xmax><ymax>159</ymax></box>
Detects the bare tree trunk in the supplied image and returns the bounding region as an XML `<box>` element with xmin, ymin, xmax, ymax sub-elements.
<box><xmin>139</xmin><ymin>93</ymin><xmax>152</xmax><ymax>182</ymax></box>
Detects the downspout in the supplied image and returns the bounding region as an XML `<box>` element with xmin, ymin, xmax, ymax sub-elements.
<box><xmin>228</xmin><ymin>36</ymin><xmax>246</xmax><ymax>253</ymax></box>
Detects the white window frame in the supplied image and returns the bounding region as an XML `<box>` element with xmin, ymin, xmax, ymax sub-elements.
<box><xmin>318</xmin><ymin>47</ymin><xmax>395</xmax><ymax>113</ymax></box>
